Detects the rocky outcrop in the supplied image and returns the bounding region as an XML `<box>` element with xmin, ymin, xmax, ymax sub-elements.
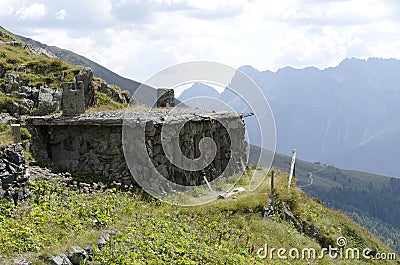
<box><xmin>23</xmin><ymin>43</ymin><xmax>56</xmax><ymax>58</ymax></box>
<box><xmin>74</xmin><ymin>67</ymin><xmax>96</xmax><ymax>107</ymax></box>
<box><xmin>5</xmin><ymin>73</ymin><xmax>23</xmax><ymax>94</ymax></box>
<box><xmin>0</xmin><ymin>144</ymin><xmax>28</xmax><ymax>203</ymax></box>
<box><xmin>156</xmin><ymin>88</ymin><xmax>174</xmax><ymax>107</ymax></box>
<box><xmin>45</xmin><ymin>229</ymin><xmax>118</xmax><ymax>265</ymax></box>
<box><xmin>99</xmin><ymin>82</ymin><xmax>126</xmax><ymax>104</ymax></box>
<box><xmin>1</xmin><ymin>73</ymin><xmax>62</xmax><ymax>116</ymax></box>
<box><xmin>37</xmin><ymin>87</ymin><xmax>62</xmax><ymax>115</ymax></box>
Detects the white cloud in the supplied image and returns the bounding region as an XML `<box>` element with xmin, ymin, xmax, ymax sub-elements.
<box><xmin>0</xmin><ymin>0</ymin><xmax>15</xmax><ymax>16</ymax></box>
<box><xmin>16</xmin><ymin>2</ymin><xmax>46</xmax><ymax>20</ymax></box>
<box><xmin>2</xmin><ymin>0</ymin><xmax>400</xmax><ymax>81</ymax></box>
<box><xmin>55</xmin><ymin>9</ymin><xmax>67</xmax><ymax>20</ymax></box>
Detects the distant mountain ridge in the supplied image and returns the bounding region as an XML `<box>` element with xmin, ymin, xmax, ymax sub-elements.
<box><xmin>180</xmin><ymin>58</ymin><xmax>400</xmax><ymax>177</ymax></box>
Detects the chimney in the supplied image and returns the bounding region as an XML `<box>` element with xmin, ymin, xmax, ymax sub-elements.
<box><xmin>156</xmin><ymin>88</ymin><xmax>175</xmax><ymax>108</ymax></box>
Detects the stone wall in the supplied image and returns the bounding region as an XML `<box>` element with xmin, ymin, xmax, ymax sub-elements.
<box><xmin>29</xmin><ymin>110</ymin><xmax>247</xmax><ymax>187</ymax></box>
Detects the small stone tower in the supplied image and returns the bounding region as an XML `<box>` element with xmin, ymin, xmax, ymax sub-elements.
<box><xmin>156</xmin><ymin>88</ymin><xmax>175</xmax><ymax>108</ymax></box>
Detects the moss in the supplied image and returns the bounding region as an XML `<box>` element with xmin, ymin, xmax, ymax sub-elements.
<box><xmin>20</xmin><ymin>127</ymin><xmax>31</xmax><ymax>140</ymax></box>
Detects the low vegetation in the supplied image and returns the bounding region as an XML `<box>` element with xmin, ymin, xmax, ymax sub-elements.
<box><xmin>250</xmin><ymin>145</ymin><xmax>400</xmax><ymax>254</ymax></box>
<box><xmin>0</xmin><ymin>123</ymin><xmax>13</xmax><ymax>148</ymax></box>
<box><xmin>0</xmin><ymin>169</ymin><xmax>396</xmax><ymax>264</ymax></box>
<box><xmin>85</xmin><ymin>92</ymin><xmax>127</xmax><ymax>112</ymax></box>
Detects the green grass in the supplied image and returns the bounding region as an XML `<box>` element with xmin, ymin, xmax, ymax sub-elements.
<box><xmin>0</xmin><ymin>169</ymin><xmax>396</xmax><ymax>264</ymax></box>
<box><xmin>0</xmin><ymin>123</ymin><xmax>13</xmax><ymax>148</ymax></box>
<box><xmin>250</xmin><ymin>144</ymin><xmax>400</xmax><ymax>254</ymax></box>
<box><xmin>0</xmin><ymin>44</ymin><xmax>81</xmax><ymax>89</ymax></box>
<box><xmin>85</xmin><ymin>91</ymin><xmax>127</xmax><ymax>112</ymax></box>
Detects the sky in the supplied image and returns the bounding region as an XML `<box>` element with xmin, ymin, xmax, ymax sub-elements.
<box><xmin>1</xmin><ymin>0</ymin><xmax>400</xmax><ymax>84</ymax></box>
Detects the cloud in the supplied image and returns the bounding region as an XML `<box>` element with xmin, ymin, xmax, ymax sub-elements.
<box><xmin>2</xmin><ymin>0</ymin><xmax>400</xmax><ymax>82</ymax></box>
<box><xmin>55</xmin><ymin>9</ymin><xmax>67</xmax><ymax>20</ymax></box>
<box><xmin>16</xmin><ymin>2</ymin><xmax>46</xmax><ymax>20</ymax></box>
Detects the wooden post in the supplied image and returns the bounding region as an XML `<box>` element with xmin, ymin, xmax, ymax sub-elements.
<box><xmin>288</xmin><ymin>149</ymin><xmax>296</xmax><ymax>190</ymax></box>
<box><xmin>270</xmin><ymin>170</ymin><xmax>275</xmax><ymax>212</ymax></box>
<box><xmin>203</xmin><ymin>173</ymin><xmax>213</xmax><ymax>192</ymax></box>
<box><xmin>263</xmin><ymin>170</ymin><xmax>275</xmax><ymax>217</ymax></box>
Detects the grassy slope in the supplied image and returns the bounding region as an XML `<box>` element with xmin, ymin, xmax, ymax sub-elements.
<box><xmin>16</xmin><ymin>35</ymin><xmax>152</xmax><ymax>97</ymax></box>
<box><xmin>249</xmin><ymin>144</ymin><xmax>400</xmax><ymax>254</ymax></box>
<box><xmin>0</xmin><ymin>27</ymin><xmax>128</xmax><ymax>114</ymax></box>
<box><xmin>0</xmin><ymin>170</ymin><xmax>397</xmax><ymax>264</ymax></box>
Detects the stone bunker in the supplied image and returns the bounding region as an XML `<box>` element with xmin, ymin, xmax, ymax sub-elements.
<box><xmin>29</xmin><ymin>108</ymin><xmax>247</xmax><ymax>187</ymax></box>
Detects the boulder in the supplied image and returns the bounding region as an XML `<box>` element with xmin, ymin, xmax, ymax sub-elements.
<box><xmin>5</xmin><ymin>73</ymin><xmax>23</xmax><ymax>94</ymax></box>
<box><xmin>46</xmin><ymin>254</ymin><xmax>72</xmax><ymax>265</ymax></box>
<box><xmin>67</xmin><ymin>246</ymin><xmax>88</xmax><ymax>265</ymax></box>
<box><xmin>21</xmin><ymin>99</ymin><xmax>34</xmax><ymax>115</ymax></box>
<box><xmin>37</xmin><ymin>87</ymin><xmax>61</xmax><ymax>115</ymax></box>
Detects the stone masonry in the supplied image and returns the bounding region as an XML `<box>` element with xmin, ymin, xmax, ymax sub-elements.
<box><xmin>29</xmin><ymin>109</ymin><xmax>247</xmax><ymax>187</ymax></box>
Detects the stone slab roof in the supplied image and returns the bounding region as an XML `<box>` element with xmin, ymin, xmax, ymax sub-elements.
<box><xmin>29</xmin><ymin>109</ymin><xmax>242</xmax><ymax>126</ymax></box>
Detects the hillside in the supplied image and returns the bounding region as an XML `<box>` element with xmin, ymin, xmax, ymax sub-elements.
<box><xmin>16</xmin><ymin>34</ymin><xmax>143</xmax><ymax>96</ymax></box>
<box><xmin>0</xmin><ymin>167</ymin><xmax>397</xmax><ymax>264</ymax></box>
<box><xmin>0</xmin><ymin>25</ymin><xmax>398</xmax><ymax>264</ymax></box>
<box><xmin>0</xmin><ymin>26</ymin><xmax>130</xmax><ymax>118</ymax></box>
<box><xmin>249</xmin><ymin>144</ymin><xmax>400</xmax><ymax>254</ymax></box>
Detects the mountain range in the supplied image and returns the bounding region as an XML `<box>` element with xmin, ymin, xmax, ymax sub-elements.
<box><xmin>179</xmin><ymin>59</ymin><xmax>400</xmax><ymax>178</ymax></box>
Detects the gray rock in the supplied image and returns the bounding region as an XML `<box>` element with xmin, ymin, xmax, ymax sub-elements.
<box><xmin>75</xmin><ymin>67</ymin><xmax>96</xmax><ymax>107</ymax></box>
<box><xmin>8</xmin><ymin>101</ymin><xmax>19</xmax><ymax>115</ymax></box>
<box><xmin>19</xmin><ymin>86</ymin><xmax>32</xmax><ymax>95</ymax></box>
<box><xmin>157</xmin><ymin>88</ymin><xmax>174</xmax><ymax>107</ymax></box>
<box><xmin>67</xmin><ymin>246</ymin><xmax>88</xmax><ymax>265</ymax></box>
<box><xmin>0</xmin><ymin>63</ymin><xmax>5</xmax><ymax>78</ymax></box>
<box><xmin>5</xmin><ymin>74</ymin><xmax>23</xmax><ymax>94</ymax></box>
<box><xmin>84</xmin><ymin>245</ymin><xmax>94</xmax><ymax>259</ymax></box>
<box><xmin>21</xmin><ymin>99</ymin><xmax>34</xmax><ymax>114</ymax></box>
<box><xmin>100</xmin><ymin>83</ymin><xmax>126</xmax><ymax>104</ymax></box>
<box><xmin>97</xmin><ymin>236</ymin><xmax>107</xmax><ymax>250</ymax></box>
<box><xmin>23</xmin><ymin>43</ymin><xmax>56</xmax><ymax>58</ymax></box>
<box><xmin>37</xmin><ymin>87</ymin><xmax>61</xmax><ymax>115</ymax></box>
<box><xmin>12</xmin><ymin>259</ymin><xmax>33</xmax><ymax>265</ymax></box>
<box><xmin>46</xmin><ymin>254</ymin><xmax>72</xmax><ymax>265</ymax></box>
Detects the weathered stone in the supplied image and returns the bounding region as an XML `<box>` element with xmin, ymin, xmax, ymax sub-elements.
<box><xmin>67</xmin><ymin>246</ymin><xmax>88</xmax><ymax>265</ymax></box>
<box><xmin>12</xmin><ymin>259</ymin><xmax>33</xmax><ymax>265</ymax></box>
<box><xmin>8</xmin><ymin>101</ymin><xmax>19</xmax><ymax>115</ymax></box>
<box><xmin>100</xmin><ymin>83</ymin><xmax>126</xmax><ymax>104</ymax></box>
<box><xmin>75</xmin><ymin>67</ymin><xmax>96</xmax><ymax>107</ymax></box>
<box><xmin>5</xmin><ymin>73</ymin><xmax>22</xmax><ymax>94</ymax></box>
<box><xmin>61</xmin><ymin>82</ymin><xmax>85</xmax><ymax>116</ymax></box>
<box><xmin>37</xmin><ymin>87</ymin><xmax>61</xmax><ymax>115</ymax></box>
<box><xmin>46</xmin><ymin>254</ymin><xmax>72</xmax><ymax>265</ymax></box>
<box><xmin>28</xmin><ymin>109</ymin><xmax>246</xmax><ymax>186</ymax></box>
<box><xmin>156</xmin><ymin>88</ymin><xmax>174</xmax><ymax>107</ymax></box>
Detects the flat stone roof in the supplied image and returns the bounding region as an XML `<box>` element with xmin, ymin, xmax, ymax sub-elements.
<box><xmin>29</xmin><ymin>109</ymin><xmax>242</xmax><ymax>126</ymax></box>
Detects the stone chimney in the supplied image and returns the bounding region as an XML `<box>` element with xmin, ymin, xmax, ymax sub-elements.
<box><xmin>61</xmin><ymin>82</ymin><xmax>85</xmax><ymax>116</ymax></box>
<box><xmin>156</xmin><ymin>88</ymin><xmax>175</xmax><ymax>108</ymax></box>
